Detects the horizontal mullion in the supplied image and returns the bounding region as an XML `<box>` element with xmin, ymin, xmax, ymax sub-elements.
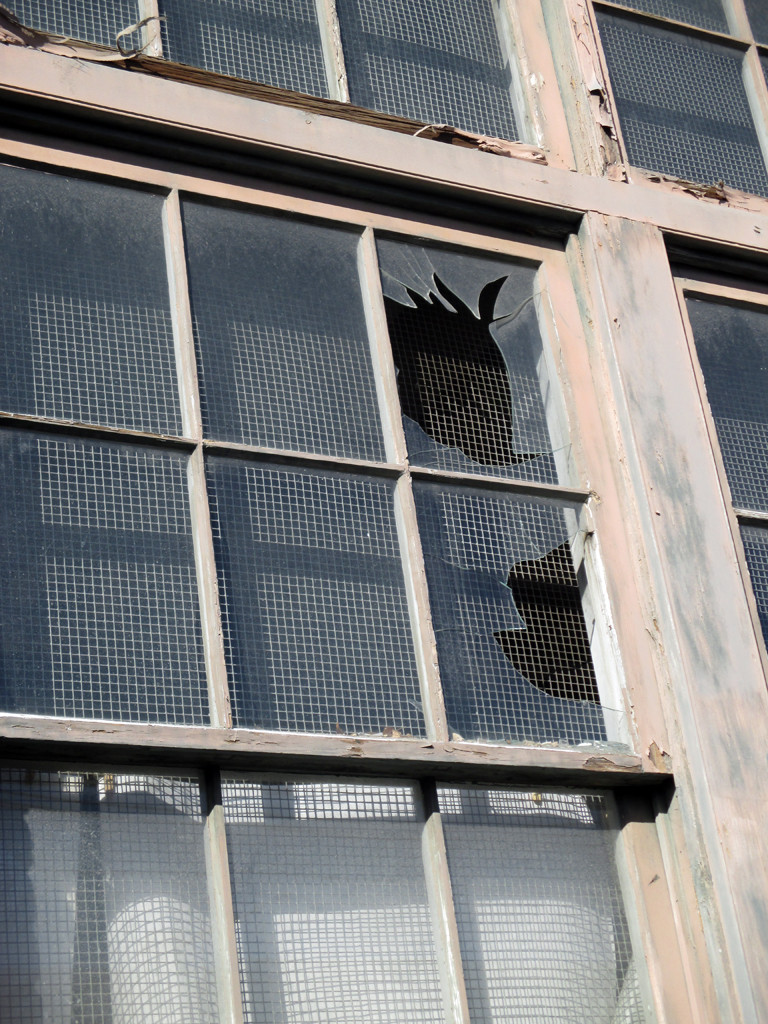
<box><xmin>734</xmin><ymin>507</ymin><xmax>768</xmax><ymax>525</ymax></box>
<box><xmin>0</xmin><ymin>409</ymin><xmax>195</xmax><ymax>448</ymax></box>
<box><xmin>201</xmin><ymin>437</ymin><xmax>405</xmax><ymax>475</ymax></box>
<box><xmin>593</xmin><ymin>0</ymin><xmax>750</xmax><ymax>47</ymax></box>
<box><xmin>0</xmin><ymin>715</ymin><xmax>667</xmax><ymax>785</ymax></box>
<box><xmin>408</xmin><ymin>462</ymin><xmax>591</xmax><ymax>502</ymax></box>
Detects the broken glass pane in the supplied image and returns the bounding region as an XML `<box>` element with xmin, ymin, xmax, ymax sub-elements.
<box><xmin>159</xmin><ymin>0</ymin><xmax>329</xmax><ymax>97</ymax></box>
<box><xmin>377</xmin><ymin>239</ymin><xmax>563</xmax><ymax>485</ymax></box>
<box><xmin>207</xmin><ymin>456</ymin><xmax>425</xmax><ymax>736</ymax></box>
<box><xmin>596</xmin><ymin>13</ymin><xmax>768</xmax><ymax>196</ymax></box>
<box><xmin>415</xmin><ymin>480</ymin><xmax>613</xmax><ymax>745</ymax></box>
<box><xmin>183</xmin><ymin>201</ymin><xmax>386</xmax><ymax>461</ymax></box>
<box><xmin>0</xmin><ymin>769</ymin><xmax>217</xmax><ymax>1024</ymax></box>
<box><xmin>336</xmin><ymin>0</ymin><xmax>518</xmax><ymax>139</ymax></box>
<box><xmin>438</xmin><ymin>787</ymin><xmax>646</xmax><ymax>1024</ymax></box>
<box><xmin>4</xmin><ymin>0</ymin><xmax>143</xmax><ymax>48</ymax></box>
<box><xmin>0</xmin><ymin>428</ymin><xmax>208</xmax><ymax>724</ymax></box>
<box><xmin>687</xmin><ymin>297</ymin><xmax>768</xmax><ymax>512</ymax></box>
<box><xmin>0</xmin><ymin>164</ymin><xmax>181</xmax><ymax>435</ymax></box>
<box><xmin>223</xmin><ymin>777</ymin><xmax>443</xmax><ymax>1023</ymax></box>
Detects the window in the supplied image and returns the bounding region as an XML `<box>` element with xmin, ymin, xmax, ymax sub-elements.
<box><xmin>678</xmin><ymin>276</ymin><xmax>768</xmax><ymax>649</ymax></box>
<box><xmin>0</xmin><ymin>154</ymin><xmax>653</xmax><ymax>1020</ymax></box>
<box><xmin>5</xmin><ymin>0</ymin><xmax>524</xmax><ymax>141</ymax></box>
<box><xmin>592</xmin><ymin>0</ymin><xmax>768</xmax><ymax>195</ymax></box>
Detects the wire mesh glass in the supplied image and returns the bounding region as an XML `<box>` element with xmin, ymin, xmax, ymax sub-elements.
<box><xmin>336</xmin><ymin>0</ymin><xmax>518</xmax><ymax>139</ymax></box>
<box><xmin>182</xmin><ymin>200</ymin><xmax>386</xmax><ymax>461</ymax></box>
<box><xmin>207</xmin><ymin>456</ymin><xmax>425</xmax><ymax>736</ymax></box>
<box><xmin>745</xmin><ymin>0</ymin><xmax>768</xmax><ymax>45</ymax></box>
<box><xmin>739</xmin><ymin>525</ymin><xmax>768</xmax><ymax>646</ymax></box>
<box><xmin>0</xmin><ymin>428</ymin><xmax>209</xmax><ymax>724</ymax></box>
<box><xmin>222</xmin><ymin>776</ymin><xmax>444</xmax><ymax>1023</ymax></box>
<box><xmin>603</xmin><ymin>0</ymin><xmax>728</xmax><ymax>33</ymax></box>
<box><xmin>4</xmin><ymin>0</ymin><xmax>144</xmax><ymax>48</ymax></box>
<box><xmin>686</xmin><ymin>297</ymin><xmax>768</xmax><ymax>512</ymax></box>
<box><xmin>0</xmin><ymin>164</ymin><xmax>181</xmax><ymax>435</ymax></box>
<box><xmin>597</xmin><ymin>13</ymin><xmax>768</xmax><ymax>196</ymax></box>
<box><xmin>415</xmin><ymin>480</ymin><xmax>606</xmax><ymax>745</ymax></box>
<box><xmin>159</xmin><ymin>0</ymin><xmax>329</xmax><ymax>96</ymax></box>
<box><xmin>438</xmin><ymin>786</ymin><xmax>646</xmax><ymax>1024</ymax></box>
<box><xmin>378</xmin><ymin>238</ymin><xmax>562</xmax><ymax>484</ymax></box>
<box><xmin>0</xmin><ymin>768</ymin><xmax>217</xmax><ymax>1024</ymax></box>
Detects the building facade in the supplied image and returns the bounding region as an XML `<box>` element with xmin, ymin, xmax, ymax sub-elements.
<box><xmin>2</xmin><ymin>1</ymin><xmax>768</xmax><ymax>1021</ymax></box>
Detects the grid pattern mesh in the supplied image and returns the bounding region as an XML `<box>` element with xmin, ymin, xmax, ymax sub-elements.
<box><xmin>415</xmin><ymin>482</ymin><xmax>606</xmax><ymax>744</ymax></box>
<box><xmin>438</xmin><ymin>787</ymin><xmax>645</xmax><ymax>1024</ymax></box>
<box><xmin>740</xmin><ymin>525</ymin><xmax>768</xmax><ymax>646</ymax></box>
<box><xmin>0</xmin><ymin>430</ymin><xmax>208</xmax><ymax>724</ymax></box>
<box><xmin>4</xmin><ymin>0</ymin><xmax>144</xmax><ymax>48</ymax></box>
<box><xmin>182</xmin><ymin>200</ymin><xmax>385</xmax><ymax>460</ymax></box>
<box><xmin>606</xmin><ymin>0</ymin><xmax>728</xmax><ymax>33</ymax></box>
<box><xmin>207</xmin><ymin>458</ymin><xmax>425</xmax><ymax>736</ymax></box>
<box><xmin>336</xmin><ymin>0</ymin><xmax>518</xmax><ymax>139</ymax></box>
<box><xmin>0</xmin><ymin>165</ymin><xmax>181</xmax><ymax>435</ymax></box>
<box><xmin>686</xmin><ymin>297</ymin><xmax>768</xmax><ymax>512</ymax></box>
<box><xmin>384</xmin><ymin>272</ymin><xmax>558</xmax><ymax>485</ymax></box>
<box><xmin>597</xmin><ymin>14</ymin><xmax>768</xmax><ymax>196</ymax></box>
<box><xmin>746</xmin><ymin>0</ymin><xmax>768</xmax><ymax>45</ymax></box>
<box><xmin>159</xmin><ymin>0</ymin><xmax>329</xmax><ymax>96</ymax></box>
<box><xmin>222</xmin><ymin>777</ymin><xmax>443</xmax><ymax>1023</ymax></box>
<box><xmin>0</xmin><ymin>769</ymin><xmax>217</xmax><ymax>1024</ymax></box>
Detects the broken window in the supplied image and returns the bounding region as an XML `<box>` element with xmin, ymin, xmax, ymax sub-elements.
<box><xmin>595</xmin><ymin>9</ymin><xmax>768</xmax><ymax>196</ymax></box>
<box><xmin>414</xmin><ymin>482</ymin><xmax>612</xmax><ymax>744</ymax></box>
<box><xmin>378</xmin><ymin>238</ymin><xmax>564</xmax><ymax>485</ymax></box>
<box><xmin>4</xmin><ymin>0</ymin><xmax>144</xmax><ymax>48</ymax></box>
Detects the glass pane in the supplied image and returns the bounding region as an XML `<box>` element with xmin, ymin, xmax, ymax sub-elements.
<box><xmin>0</xmin><ymin>164</ymin><xmax>181</xmax><ymax>435</ymax></box>
<box><xmin>207</xmin><ymin>457</ymin><xmax>425</xmax><ymax>735</ymax></box>
<box><xmin>605</xmin><ymin>0</ymin><xmax>728</xmax><ymax>33</ymax></box>
<box><xmin>597</xmin><ymin>13</ymin><xmax>768</xmax><ymax>197</ymax></box>
<box><xmin>745</xmin><ymin>0</ymin><xmax>768</xmax><ymax>45</ymax></box>
<box><xmin>223</xmin><ymin>777</ymin><xmax>444</xmax><ymax>1024</ymax></box>
<box><xmin>0</xmin><ymin>429</ymin><xmax>208</xmax><ymax>724</ymax></box>
<box><xmin>182</xmin><ymin>201</ymin><xmax>386</xmax><ymax>461</ymax></box>
<box><xmin>438</xmin><ymin>787</ymin><xmax>646</xmax><ymax>1024</ymax></box>
<box><xmin>415</xmin><ymin>481</ymin><xmax>611</xmax><ymax>745</ymax></box>
<box><xmin>741</xmin><ymin>525</ymin><xmax>768</xmax><ymax>645</ymax></box>
<box><xmin>0</xmin><ymin>769</ymin><xmax>217</xmax><ymax>1024</ymax></box>
<box><xmin>159</xmin><ymin>0</ymin><xmax>329</xmax><ymax>96</ymax></box>
<box><xmin>336</xmin><ymin>0</ymin><xmax>518</xmax><ymax>139</ymax></box>
<box><xmin>378</xmin><ymin>239</ymin><xmax>562</xmax><ymax>484</ymax></box>
<box><xmin>686</xmin><ymin>297</ymin><xmax>768</xmax><ymax>511</ymax></box>
<box><xmin>5</xmin><ymin>0</ymin><xmax>143</xmax><ymax>48</ymax></box>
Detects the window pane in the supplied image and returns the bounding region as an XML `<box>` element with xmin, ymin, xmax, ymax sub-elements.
<box><xmin>223</xmin><ymin>777</ymin><xmax>444</xmax><ymax>1024</ymax></box>
<box><xmin>0</xmin><ymin>769</ymin><xmax>217</xmax><ymax>1024</ymax></box>
<box><xmin>740</xmin><ymin>525</ymin><xmax>768</xmax><ymax>644</ymax></box>
<box><xmin>5</xmin><ymin>0</ymin><xmax>143</xmax><ymax>48</ymax></box>
<box><xmin>378</xmin><ymin>239</ymin><xmax>561</xmax><ymax>485</ymax></box>
<box><xmin>207</xmin><ymin>457</ymin><xmax>425</xmax><ymax>735</ymax></box>
<box><xmin>438</xmin><ymin>787</ymin><xmax>646</xmax><ymax>1024</ymax></box>
<box><xmin>597</xmin><ymin>13</ymin><xmax>768</xmax><ymax>196</ymax></box>
<box><xmin>159</xmin><ymin>0</ymin><xmax>329</xmax><ymax>96</ymax></box>
<box><xmin>0</xmin><ymin>429</ymin><xmax>208</xmax><ymax>723</ymax></box>
<box><xmin>0</xmin><ymin>165</ymin><xmax>181</xmax><ymax>435</ymax></box>
<box><xmin>604</xmin><ymin>0</ymin><xmax>728</xmax><ymax>33</ymax></box>
<box><xmin>745</xmin><ymin>0</ymin><xmax>768</xmax><ymax>45</ymax></box>
<box><xmin>415</xmin><ymin>482</ymin><xmax>609</xmax><ymax>744</ymax></box>
<box><xmin>686</xmin><ymin>297</ymin><xmax>768</xmax><ymax>512</ymax></box>
<box><xmin>183</xmin><ymin>201</ymin><xmax>386</xmax><ymax>461</ymax></box>
<box><xmin>337</xmin><ymin>0</ymin><xmax>518</xmax><ymax>139</ymax></box>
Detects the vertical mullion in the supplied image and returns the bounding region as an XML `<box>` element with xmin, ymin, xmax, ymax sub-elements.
<box><xmin>420</xmin><ymin>779</ymin><xmax>471</xmax><ymax>1024</ymax></box>
<box><xmin>164</xmin><ymin>189</ymin><xmax>231</xmax><ymax>729</ymax></box>
<box><xmin>359</xmin><ymin>227</ymin><xmax>449</xmax><ymax>742</ymax></box>
<box><xmin>314</xmin><ymin>0</ymin><xmax>350</xmax><ymax>102</ymax></box>
<box><xmin>137</xmin><ymin>0</ymin><xmax>163</xmax><ymax>56</ymax></box>
<box><xmin>203</xmin><ymin>769</ymin><xmax>245</xmax><ymax>1024</ymax></box>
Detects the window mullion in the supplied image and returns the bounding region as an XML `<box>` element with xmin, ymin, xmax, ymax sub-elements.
<box><xmin>420</xmin><ymin>779</ymin><xmax>472</xmax><ymax>1024</ymax></box>
<box><xmin>137</xmin><ymin>0</ymin><xmax>163</xmax><ymax>56</ymax></box>
<box><xmin>203</xmin><ymin>768</ymin><xmax>246</xmax><ymax>1024</ymax></box>
<box><xmin>314</xmin><ymin>0</ymin><xmax>350</xmax><ymax>102</ymax></box>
